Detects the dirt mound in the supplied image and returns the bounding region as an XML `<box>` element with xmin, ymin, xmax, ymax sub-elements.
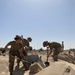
<box><xmin>36</xmin><ymin>61</ymin><xmax>75</xmax><ymax>75</ymax></box>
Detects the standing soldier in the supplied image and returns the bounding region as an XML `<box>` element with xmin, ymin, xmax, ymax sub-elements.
<box><xmin>43</xmin><ymin>41</ymin><xmax>62</xmax><ymax>62</ymax></box>
<box><xmin>22</xmin><ymin>37</ymin><xmax>32</xmax><ymax>55</ymax></box>
<box><xmin>2</xmin><ymin>35</ymin><xmax>23</xmax><ymax>75</ymax></box>
<box><xmin>17</xmin><ymin>36</ymin><xmax>32</xmax><ymax>70</ymax></box>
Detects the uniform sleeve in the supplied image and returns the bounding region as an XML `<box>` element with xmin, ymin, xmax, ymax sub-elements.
<box><xmin>27</xmin><ymin>42</ymin><xmax>29</xmax><ymax>47</ymax></box>
<box><xmin>19</xmin><ymin>43</ymin><xmax>23</xmax><ymax>49</ymax></box>
<box><xmin>50</xmin><ymin>45</ymin><xmax>53</xmax><ymax>51</ymax></box>
<box><xmin>48</xmin><ymin>44</ymin><xmax>53</xmax><ymax>51</ymax></box>
<box><xmin>5</xmin><ymin>41</ymin><xmax>12</xmax><ymax>48</ymax></box>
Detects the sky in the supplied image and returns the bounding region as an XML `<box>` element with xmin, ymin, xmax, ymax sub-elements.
<box><xmin>0</xmin><ymin>0</ymin><xmax>75</xmax><ymax>50</ymax></box>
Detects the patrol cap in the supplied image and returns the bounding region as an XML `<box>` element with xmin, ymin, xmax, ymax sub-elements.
<box><xmin>14</xmin><ymin>35</ymin><xmax>21</xmax><ymax>40</ymax></box>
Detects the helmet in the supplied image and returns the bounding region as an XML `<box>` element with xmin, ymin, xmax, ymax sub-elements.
<box><xmin>43</xmin><ymin>41</ymin><xmax>48</xmax><ymax>47</ymax></box>
<box><xmin>27</xmin><ymin>37</ymin><xmax>32</xmax><ymax>42</ymax></box>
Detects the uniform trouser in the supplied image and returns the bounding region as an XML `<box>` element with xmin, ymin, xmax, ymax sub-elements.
<box><xmin>17</xmin><ymin>49</ymin><xmax>27</xmax><ymax>65</ymax></box>
<box><xmin>53</xmin><ymin>55</ymin><xmax>58</xmax><ymax>61</ymax></box>
<box><xmin>17</xmin><ymin>56</ymin><xmax>21</xmax><ymax>65</ymax></box>
<box><xmin>53</xmin><ymin>49</ymin><xmax>59</xmax><ymax>62</ymax></box>
<box><xmin>9</xmin><ymin>51</ymin><xmax>20</xmax><ymax>74</ymax></box>
<box><xmin>17</xmin><ymin>49</ymin><xmax>30</xmax><ymax>70</ymax></box>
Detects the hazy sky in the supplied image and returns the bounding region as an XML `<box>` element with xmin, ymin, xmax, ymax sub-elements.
<box><xmin>0</xmin><ymin>0</ymin><xmax>75</xmax><ymax>49</ymax></box>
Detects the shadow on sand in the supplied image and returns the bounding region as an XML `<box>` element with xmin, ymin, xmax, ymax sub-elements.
<box><xmin>13</xmin><ymin>65</ymin><xmax>27</xmax><ymax>75</ymax></box>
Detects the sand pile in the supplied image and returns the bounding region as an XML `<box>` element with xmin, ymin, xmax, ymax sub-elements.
<box><xmin>35</xmin><ymin>61</ymin><xmax>75</xmax><ymax>75</ymax></box>
<box><xmin>0</xmin><ymin>56</ymin><xmax>9</xmax><ymax>75</ymax></box>
<box><xmin>0</xmin><ymin>51</ymin><xmax>75</xmax><ymax>75</ymax></box>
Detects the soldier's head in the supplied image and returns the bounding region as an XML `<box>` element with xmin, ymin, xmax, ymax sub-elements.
<box><xmin>43</xmin><ymin>41</ymin><xmax>48</xmax><ymax>47</ymax></box>
<box><xmin>27</xmin><ymin>37</ymin><xmax>32</xmax><ymax>42</ymax></box>
<box><xmin>14</xmin><ymin>35</ymin><xmax>21</xmax><ymax>43</ymax></box>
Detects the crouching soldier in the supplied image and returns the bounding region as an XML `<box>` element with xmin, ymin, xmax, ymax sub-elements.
<box><xmin>43</xmin><ymin>41</ymin><xmax>62</xmax><ymax>62</ymax></box>
<box><xmin>2</xmin><ymin>35</ymin><xmax>23</xmax><ymax>75</ymax></box>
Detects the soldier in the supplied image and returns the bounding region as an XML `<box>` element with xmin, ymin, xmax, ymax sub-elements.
<box><xmin>43</xmin><ymin>41</ymin><xmax>62</xmax><ymax>62</ymax></box>
<box><xmin>2</xmin><ymin>35</ymin><xmax>23</xmax><ymax>75</ymax></box>
<box><xmin>21</xmin><ymin>36</ymin><xmax>32</xmax><ymax>56</ymax></box>
<box><xmin>17</xmin><ymin>36</ymin><xmax>32</xmax><ymax>70</ymax></box>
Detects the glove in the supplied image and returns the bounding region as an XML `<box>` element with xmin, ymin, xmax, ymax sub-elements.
<box><xmin>2</xmin><ymin>49</ymin><xmax>6</xmax><ymax>53</ymax></box>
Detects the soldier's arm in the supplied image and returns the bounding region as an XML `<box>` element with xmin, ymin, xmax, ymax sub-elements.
<box><xmin>4</xmin><ymin>41</ymin><xmax>12</xmax><ymax>49</ymax></box>
<box><xmin>47</xmin><ymin>46</ymin><xmax>53</xmax><ymax>57</ymax></box>
<box><xmin>19</xmin><ymin>43</ymin><xmax>23</xmax><ymax>56</ymax></box>
<box><xmin>4</xmin><ymin>44</ymin><xmax>9</xmax><ymax>49</ymax></box>
<box><xmin>2</xmin><ymin>42</ymin><xmax>10</xmax><ymax>53</ymax></box>
<box><xmin>19</xmin><ymin>48</ymin><xmax>23</xmax><ymax>56</ymax></box>
<box><xmin>47</xmin><ymin>50</ymin><xmax>52</xmax><ymax>57</ymax></box>
<box><xmin>27</xmin><ymin>42</ymin><xmax>29</xmax><ymax>47</ymax></box>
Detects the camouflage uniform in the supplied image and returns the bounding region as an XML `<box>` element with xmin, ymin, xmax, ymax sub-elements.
<box><xmin>8</xmin><ymin>41</ymin><xmax>22</xmax><ymax>74</ymax></box>
<box><xmin>48</xmin><ymin>42</ymin><xmax>61</xmax><ymax>61</ymax></box>
<box><xmin>17</xmin><ymin>37</ymin><xmax>32</xmax><ymax>70</ymax></box>
<box><xmin>4</xmin><ymin>35</ymin><xmax>22</xmax><ymax>75</ymax></box>
<box><xmin>22</xmin><ymin>38</ymin><xmax>30</xmax><ymax>56</ymax></box>
<box><xmin>43</xmin><ymin>41</ymin><xmax>62</xmax><ymax>62</ymax></box>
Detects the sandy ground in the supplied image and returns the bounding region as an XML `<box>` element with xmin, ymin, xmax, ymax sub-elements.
<box><xmin>0</xmin><ymin>51</ymin><xmax>75</xmax><ymax>75</ymax></box>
